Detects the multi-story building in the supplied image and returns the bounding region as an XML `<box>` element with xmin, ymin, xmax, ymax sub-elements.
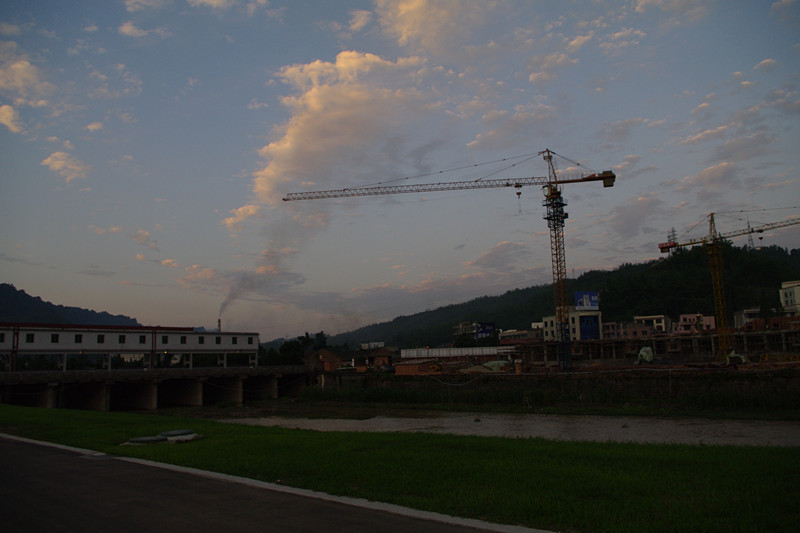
<box><xmin>633</xmin><ymin>315</ymin><xmax>671</xmax><ymax>334</ymax></box>
<box><xmin>674</xmin><ymin>313</ymin><xmax>715</xmax><ymax>334</ymax></box>
<box><xmin>542</xmin><ymin>307</ymin><xmax>602</xmax><ymax>341</ymax></box>
<box><xmin>0</xmin><ymin>323</ymin><xmax>259</xmax><ymax>371</ymax></box>
<box><xmin>780</xmin><ymin>281</ymin><xmax>800</xmax><ymax>316</ymax></box>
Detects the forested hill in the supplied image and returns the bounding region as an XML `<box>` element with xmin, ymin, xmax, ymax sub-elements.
<box><xmin>327</xmin><ymin>244</ymin><xmax>800</xmax><ymax>349</ymax></box>
<box><xmin>0</xmin><ymin>284</ymin><xmax>141</xmax><ymax>326</ymax></box>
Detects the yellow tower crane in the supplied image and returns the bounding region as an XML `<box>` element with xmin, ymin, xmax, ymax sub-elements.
<box><xmin>658</xmin><ymin>213</ymin><xmax>800</xmax><ymax>361</ymax></box>
<box><xmin>283</xmin><ymin>149</ymin><xmax>616</xmax><ymax>370</ymax></box>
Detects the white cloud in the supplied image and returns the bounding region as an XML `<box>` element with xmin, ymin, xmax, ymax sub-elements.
<box><xmin>634</xmin><ymin>0</ymin><xmax>713</xmax><ymax>22</ymax></box>
<box><xmin>41</xmin><ymin>151</ymin><xmax>91</xmax><ymax>183</ymax></box>
<box><xmin>251</xmin><ymin>50</ymin><xmax>428</xmax><ymax>206</ymax></box>
<box><xmin>0</xmin><ymin>104</ymin><xmax>22</xmax><ymax>133</ymax></box>
<box><xmin>755</xmin><ymin>58</ymin><xmax>777</xmax><ymax>72</ymax></box>
<box><xmin>223</xmin><ymin>204</ymin><xmax>262</xmax><ymax>232</ymax></box>
<box><xmin>349</xmin><ymin>10</ymin><xmax>372</xmax><ymax>32</ymax></box>
<box><xmin>86</xmin><ymin>121</ymin><xmax>103</xmax><ymax>131</ymax></box>
<box><xmin>0</xmin><ymin>23</ymin><xmax>22</xmax><ymax>36</ymax></box>
<box><xmin>680</xmin><ymin>124</ymin><xmax>729</xmax><ymax>145</ymax></box>
<box><xmin>607</xmin><ymin>194</ymin><xmax>665</xmax><ymax>239</ymax></box>
<box><xmin>118</xmin><ymin>21</ymin><xmax>169</xmax><ymax>39</ymax></box>
<box><xmin>598</xmin><ymin>118</ymin><xmax>646</xmax><ymax>142</ymax></box>
<box><xmin>468</xmin><ymin>104</ymin><xmax>556</xmax><ymax>150</ymax></box>
<box><xmin>125</xmin><ymin>0</ymin><xmax>167</xmax><ymax>11</ymax></box>
<box><xmin>0</xmin><ymin>41</ymin><xmax>55</xmax><ymax>106</ymax></box>
<box><xmin>187</xmin><ymin>0</ymin><xmax>236</xmax><ymax>9</ymax></box>
<box><xmin>676</xmin><ymin>161</ymin><xmax>740</xmax><ymax>201</ymax></box>
<box><xmin>465</xmin><ymin>241</ymin><xmax>530</xmax><ymax>271</ymax></box>
<box><xmin>374</xmin><ymin>0</ymin><xmax>496</xmax><ymax>57</ymax></box>
<box><xmin>128</xmin><ymin>229</ymin><xmax>159</xmax><ymax>251</ymax></box>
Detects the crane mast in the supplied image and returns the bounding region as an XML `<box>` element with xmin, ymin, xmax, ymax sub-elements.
<box><xmin>284</xmin><ymin>149</ymin><xmax>616</xmax><ymax>370</ymax></box>
<box><xmin>659</xmin><ymin>213</ymin><xmax>800</xmax><ymax>361</ymax></box>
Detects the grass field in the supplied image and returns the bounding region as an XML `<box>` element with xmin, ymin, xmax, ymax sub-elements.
<box><xmin>2</xmin><ymin>403</ymin><xmax>798</xmax><ymax>533</ymax></box>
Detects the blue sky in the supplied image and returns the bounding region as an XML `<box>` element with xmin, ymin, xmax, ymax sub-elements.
<box><xmin>1</xmin><ymin>0</ymin><xmax>799</xmax><ymax>340</ymax></box>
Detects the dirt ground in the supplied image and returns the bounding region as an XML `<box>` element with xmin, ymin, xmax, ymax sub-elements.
<box><xmin>220</xmin><ymin>413</ymin><xmax>800</xmax><ymax>446</ymax></box>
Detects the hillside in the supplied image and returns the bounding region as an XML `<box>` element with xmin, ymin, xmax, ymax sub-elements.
<box><xmin>327</xmin><ymin>244</ymin><xmax>800</xmax><ymax>349</ymax></box>
<box><xmin>0</xmin><ymin>284</ymin><xmax>141</xmax><ymax>326</ymax></box>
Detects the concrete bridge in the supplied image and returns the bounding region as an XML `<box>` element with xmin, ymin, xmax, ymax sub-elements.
<box><xmin>0</xmin><ymin>365</ymin><xmax>309</xmax><ymax>411</ymax></box>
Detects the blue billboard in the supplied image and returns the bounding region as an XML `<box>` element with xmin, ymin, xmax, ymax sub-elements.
<box><xmin>574</xmin><ymin>291</ymin><xmax>599</xmax><ymax>310</ymax></box>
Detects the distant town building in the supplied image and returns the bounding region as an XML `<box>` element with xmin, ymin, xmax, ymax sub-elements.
<box><xmin>674</xmin><ymin>313</ymin><xmax>715</xmax><ymax>334</ymax></box>
<box><xmin>734</xmin><ymin>308</ymin><xmax>761</xmax><ymax>329</ymax></box>
<box><xmin>633</xmin><ymin>315</ymin><xmax>671</xmax><ymax>334</ymax></box>
<box><xmin>453</xmin><ymin>321</ymin><xmax>495</xmax><ymax>340</ymax></box>
<box><xmin>542</xmin><ymin>307</ymin><xmax>602</xmax><ymax>341</ymax></box>
<box><xmin>780</xmin><ymin>281</ymin><xmax>800</xmax><ymax>316</ymax></box>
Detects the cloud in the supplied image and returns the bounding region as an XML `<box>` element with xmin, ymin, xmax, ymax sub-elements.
<box><xmin>0</xmin><ymin>104</ymin><xmax>22</xmax><ymax>132</ymax></box>
<box><xmin>222</xmin><ymin>204</ymin><xmax>262</xmax><ymax>232</ymax></box>
<box><xmin>598</xmin><ymin>118</ymin><xmax>646</xmax><ymax>142</ymax></box>
<box><xmin>634</xmin><ymin>0</ymin><xmax>713</xmax><ymax>22</ymax></box>
<box><xmin>89</xmin><ymin>225</ymin><xmax>122</xmax><ymax>235</ymax></box>
<box><xmin>128</xmin><ymin>229</ymin><xmax>159</xmax><ymax>251</ymax></box>
<box><xmin>755</xmin><ymin>58</ymin><xmax>777</xmax><ymax>72</ymax></box>
<box><xmin>373</xmin><ymin>0</ymin><xmax>495</xmax><ymax>57</ymax></box>
<box><xmin>467</xmin><ymin>104</ymin><xmax>556</xmax><ymax>150</ymax></box>
<box><xmin>566</xmin><ymin>32</ymin><xmax>594</xmax><ymax>53</ymax></box>
<box><xmin>0</xmin><ymin>41</ymin><xmax>56</xmax><ymax>106</ymax></box>
<box><xmin>599</xmin><ymin>27</ymin><xmax>646</xmax><ymax>54</ymax></box>
<box><xmin>125</xmin><ymin>0</ymin><xmax>167</xmax><ymax>11</ymax></box>
<box><xmin>41</xmin><ymin>151</ymin><xmax>91</xmax><ymax>183</ymax></box>
<box><xmin>676</xmin><ymin>161</ymin><xmax>740</xmax><ymax>201</ymax></box>
<box><xmin>86</xmin><ymin>121</ymin><xmax>103</xmax><ymax>131</ymax></box>
<box><xmin>680</xmin><ymin>124</ymin><xmax>729</xmax><ymax>145</ymax></box>
<box><xmin>251</xmin><ymin>50</ymin><xmax>429</xmax><ymax>206</ymax></box>
<box><xmin>465</xmin><ymin>241</ymin><xmax>530</xmax><ymax>271</ymax></box>
<box><xmin>0</xmin><ymin>23</ymin><xmax>22</xmax><ymax>36</ymax></box>
<box><xmin>607</xmin><ymin>194</ymin><xmax>666</xmax><ymax>239</ymax></box>
<box><xmin>187</xmin><ymin>0</ymin><xmax>236</xmax><ymax>9</ymax></box>
<box><xmin>118</xmin><ymin>21</ymin><xmax>169</xmax><ymax>39</ymax></box>
<box><xmin>349</xmin><ymin>10</ymin><xmax>373</xmax><ymax>32</ymax></box>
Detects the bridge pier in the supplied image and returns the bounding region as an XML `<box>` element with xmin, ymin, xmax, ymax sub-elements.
<box><xmin>109</xmin><ymin>381</ymin><xmax>157</xmax><ymax>411</ymax></box>
<box><xmin>244</xmin><ymin>375</ymin><xmax>279</xmax><ymax>402</ymax></box>
<box><xmin>203</xmin><ymin>377</ymin><xmax>243</xmax><ymax>406</ymax></box>
<box><xmin>158</xmin><ymin>379</ymin><xmax>203</xmax><ymax>408</ymax></box>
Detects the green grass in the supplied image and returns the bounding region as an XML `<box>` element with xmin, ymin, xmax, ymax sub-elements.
<box><xmin>1</xmin><ymin>403</ymin><xmax>798</xmax><ymax>533</ymax></box>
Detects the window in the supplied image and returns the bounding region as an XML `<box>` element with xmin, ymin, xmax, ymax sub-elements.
<box><xmin>161</xmin><ymin>335</ymin><xmax>169</xmax><ymax>344</ymax></box>
<box><xmin>198</xmin><ymin>336</ymin><xmax>205</xmax><ymax>345</ymax></box>
<box><xmin>51</xmin><ymin>333</ymin><xmax>59</xmax><ymax>343</ymax></box>
<box><xmin>139</xmin><ymin>335</ymin><xmax>147</xmax><ymax>344</ymax></box>
<box><xmin>232</xmin><ymin>337</ymin><xmax>238</xmax><ymax>345</ymax></box>
<box><xmin>247</xmin><ymin>337</ymin><xmax>253</xmax><ymax>345</ymax></box>
<box><xmin>180</xmin><ymin>336</ymin><xmax>187</xmax><ymax>344</ymax></box>
<box><xmin>0</xmin><ymin>333</ymin><xmax>5</xmax><ymax>343</ymax></box>
<box><xmin>119</xmin><ymin>335</ymin><xmax>126</xmax><ymax>344</ymax></box>
<box><xmin>215</xmin><ymin>336</ymin><xmax>221</xmax><ymax>345</ymax></box>
<box><xmin>74</xmin><ymin>334</ymin><xmax>83</xmax><ymax>343</ymax></box>
<box><xmin>25</xmin><ymin>333</ymin><xmax>34</xmax><ymax>343</ymax></box>
<box><xmin>97</xmin><ymin>334</ymin><xmax>105</xmax><ymax>344</ymax></box>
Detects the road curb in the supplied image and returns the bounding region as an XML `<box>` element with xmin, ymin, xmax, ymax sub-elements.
<box><xmin>0</xmin><ymin>433</ymin><xmax>550</xmax><ymax>533</ymax></box>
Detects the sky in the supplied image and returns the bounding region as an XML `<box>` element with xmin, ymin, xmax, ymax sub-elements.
<box><xmin>1</xmin><ymin>0</ymin><xmax>800</xmax><ymax>341</ymax></box>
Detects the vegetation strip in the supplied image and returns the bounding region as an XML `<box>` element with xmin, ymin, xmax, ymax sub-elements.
<box><xmin>1</xmin><ymin>404</ymin><xmax>797</xmax><ymax>533</ymax></box>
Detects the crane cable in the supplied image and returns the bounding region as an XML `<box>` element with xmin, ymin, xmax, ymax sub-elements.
<box><xmin>357</xmin><ymin>152</ymin><xmax>541</xmax><ymax>188</ymax></box>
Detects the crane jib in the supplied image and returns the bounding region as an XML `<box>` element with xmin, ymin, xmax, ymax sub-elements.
<box><xmin>282</xmin><ymin>170</ymin><xmax>615</xmax><ymax>201</ymax></box>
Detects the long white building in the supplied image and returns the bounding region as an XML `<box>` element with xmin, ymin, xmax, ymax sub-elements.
<box><xmin>0</xmin><ymin>323</ymin><xmax>260</xmax><ymax>371</ymax></box>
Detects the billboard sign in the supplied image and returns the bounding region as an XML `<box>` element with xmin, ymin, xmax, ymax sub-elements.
<box><xmin>575</xmin><ymin>291</ymin><xmax>599</xmax><ymax>310</ymax></box>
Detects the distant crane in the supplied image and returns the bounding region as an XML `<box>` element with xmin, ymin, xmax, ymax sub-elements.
<box><xmin>658</xmin><ymin>213</ymin><xmax>800</xmax><ymax>361</ymax></box>
<box><xmin>284</xmin><ymin>149</ymin><xmax>616</xmax><ymax>370</ymax></box>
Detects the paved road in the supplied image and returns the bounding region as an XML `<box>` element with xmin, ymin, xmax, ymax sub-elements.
<box><xmin>0</xmin><ymin>435</ymin><xmax>543</xmax><ymax>533</ymax></box>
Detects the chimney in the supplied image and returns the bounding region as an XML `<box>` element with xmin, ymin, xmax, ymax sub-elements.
<box><xmin>218</xmin><ymin>318</ymin><xmax>221</xmax><ymax>332</ymax></box>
